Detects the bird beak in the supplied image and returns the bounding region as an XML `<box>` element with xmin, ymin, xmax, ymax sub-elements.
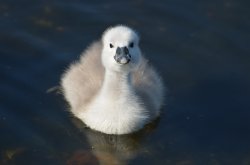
<box><xmin>114</xmin><ymin>47</ymin><xmax>131</xmax><ymax>64</ymax></box>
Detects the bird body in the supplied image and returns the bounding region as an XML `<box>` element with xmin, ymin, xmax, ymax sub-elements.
<box><xmin>61</xmin><ymin>26</ymin><xmax>164</xmax><ymax>134</ymax></box>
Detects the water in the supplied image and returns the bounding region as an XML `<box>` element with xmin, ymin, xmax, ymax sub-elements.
<box><xmin>1</xmin><ymin>0</ymin><xmax>250</xmax><ymax>164</ymax></box>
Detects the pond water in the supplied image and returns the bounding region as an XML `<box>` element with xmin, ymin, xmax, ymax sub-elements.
<box><xmin>1</xmin><ymin>0</ymin><xmax>250</xmax><ymax>164</ymax></box>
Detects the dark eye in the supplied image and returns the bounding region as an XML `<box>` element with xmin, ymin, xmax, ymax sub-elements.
<box><xmin>129</xmin><ymin>42</ymin><xmax>134</xmax><ymax>48</ymax></box>
<box><xmin>109</xmin><ymin>43</ymin><xmax>114</xmax><ymax>48</ymax></box>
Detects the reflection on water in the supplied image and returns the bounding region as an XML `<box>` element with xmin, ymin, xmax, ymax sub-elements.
<box><xmin>70</xmin><ymin>118</ymin><xmax>159</xmax><ymax>165</ymax></box>
<box><xmin>1</xmin><ymin>0</ymin><xmax>250</xmax><ymax>164</ymax></box>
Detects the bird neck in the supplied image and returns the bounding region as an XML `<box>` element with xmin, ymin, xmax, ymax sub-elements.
<box><xmin>100</xmin><ymin>70</ymin><xmax>133</xmax><ymax>98</ymax></box>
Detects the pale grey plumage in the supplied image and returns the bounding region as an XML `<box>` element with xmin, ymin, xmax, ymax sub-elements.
<box><xmin>61</xmin><ymin>26</ymin><xmax>164</xmax><ymax>134</ymax></box>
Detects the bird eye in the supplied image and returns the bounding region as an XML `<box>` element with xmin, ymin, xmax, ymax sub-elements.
<box><xmin>129</xmin><ymin>42</ymin><xmax>134</xmax><ymax>48</ymax></box>
<box><xmin>109</xmin><ymin>43</ymin><xmax>114</xmax><ymax>48</ymax></box>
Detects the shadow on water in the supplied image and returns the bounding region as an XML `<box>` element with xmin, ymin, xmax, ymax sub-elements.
<box><xmin>1</xmin><ymin>0</ymin><xmax>250</xmax><ymax>164</ymax></box>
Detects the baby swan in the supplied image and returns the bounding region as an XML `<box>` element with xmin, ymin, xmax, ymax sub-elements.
<box><xmin>61</xmin><ymin>25</ymin><xmax>164</xmax><ymax>135</ymax></box>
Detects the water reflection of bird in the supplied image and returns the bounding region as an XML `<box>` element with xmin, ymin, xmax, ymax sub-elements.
<box><xmin>61</xmin><ymin>25</ymin><xmax>164</xmax><ymax>135</ymax></box>
<box><xmin>69</xmin><ymin>117</ymin><xmax>160</xmax><ymax>165</ymax></box>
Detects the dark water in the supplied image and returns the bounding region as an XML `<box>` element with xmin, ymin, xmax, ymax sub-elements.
<box><xmin>1</xmin><ymin>0</ymin><xmax>250</xmax><ymax>164</ymax></box>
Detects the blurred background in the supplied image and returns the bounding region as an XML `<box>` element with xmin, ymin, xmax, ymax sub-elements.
<box><xmin>0</xmin><ymin>0</ymin><xmax>250</xmax><ymax>164</ymax></box>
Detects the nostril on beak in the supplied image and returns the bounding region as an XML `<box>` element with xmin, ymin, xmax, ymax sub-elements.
<box><xmin>116</xmin><ymin>47</ymin><xmax>122</xmax><ymax>55</ymax></box>
<box><xmin>124</xmin><ymin>47</ymin><xmax>129</xmax><ymax>55</ymax></box>
<box><xmin>116</xmin><ymin>47</ymin><xmax>129</xmax><ymax>55</ymax></box>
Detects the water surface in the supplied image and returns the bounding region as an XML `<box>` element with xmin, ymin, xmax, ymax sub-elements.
<box><xmin>1</xmin><ymin>0</ymin><xmax>250</xmax><ymax>164</ymax></box>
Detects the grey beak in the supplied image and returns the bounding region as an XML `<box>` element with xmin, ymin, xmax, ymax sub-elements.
<box><xmin>114</xmin><ymin>47</ymin><xmax>131</xmax><ymax>64</ymax></box>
